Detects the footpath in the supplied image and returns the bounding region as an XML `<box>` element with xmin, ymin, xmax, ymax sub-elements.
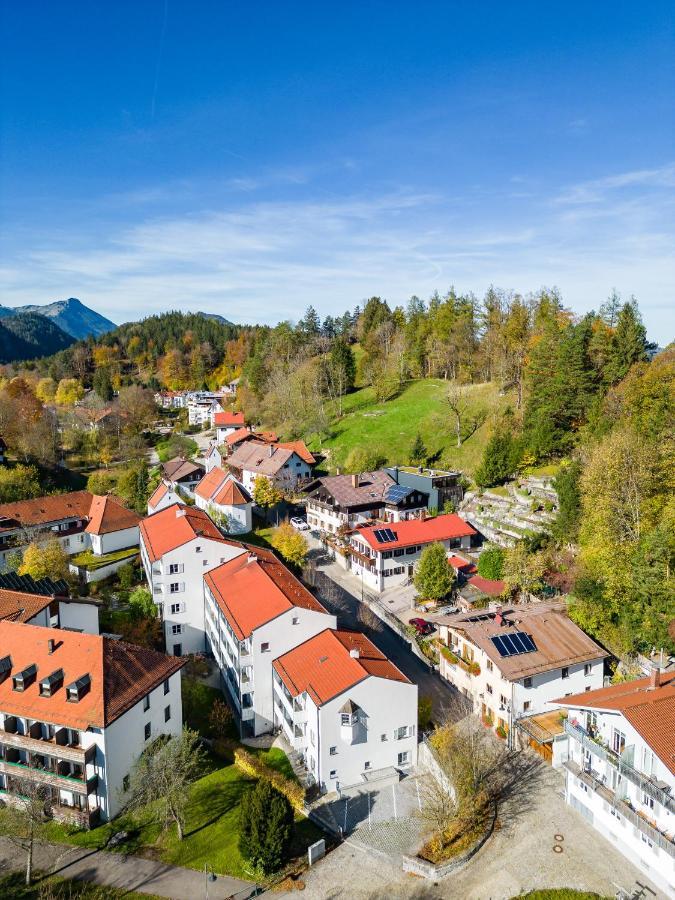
<box><xmin>0</xmin><ymin>836</ymin><xmax>257</xmax><ymax>900</ymax></box>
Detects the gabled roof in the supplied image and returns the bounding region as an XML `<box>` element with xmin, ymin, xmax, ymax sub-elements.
<box><xmin>466</xmin><ymin>574</ymin><xmax>506</xmax><ymax>596</ymax></box>
<box><xmin>438</xmin><ymin>603</ymin><xmax>607</xmax><ymax>680</ymax></box>
<box><xmin>139</xmin><ymin>504</ymin><xmax>234</xmax><ymax>562</ymax></box>
<box><xmin>356</xmin><ymin>513</ymin><xmax>476</xmax><ymax>551</ymax></box>
<box><xmin>275</xmin><ymin>441</ymin><xmax>316</xmax><ymax>466</ymax></box>
<box><xmin>306</xmin><ymin>471</ymin><xmax>395</xmax><ymax>509</ymax></box>
<box><xmin>0</xmin><ymin>589</ymin><xmax>52</xmax><ymax>623</ymax></box>
<box><xmin>0</xmin><ymin>491</ymin><xmax>93</xmax><ymax>534</ymax></box>
<box><xmin>204</xmin><ymin>547</ymin><xmax>327</xmax><ymax>640</ymax></box>
<box><xmin>161</xmin><ymin>457</ymin><xmax>205</xmax><ymax>483</ymax></box>
<box><xmin>85</xmin><ymin>495</ymin><xmax>141</xmax><ymax>536</ymax></box>
<box><xmin>448</xmin><ymin>555</ymin><xmax>477</xmax><ymax>574</ymax></box>
<box><xmin>227</xmin><ymin>441</ymin><xmax>296</xmax><ymax>477</ymax></box>
<box><xmin>0</xmin><ymin>621</ymin><xmax>184</xmax><ymax>729</ymax></box>
<box><xmin>214</xmin><ymin>411</ymin><xmax>246</xmax><ymax>427</ymax></box>
<box><xmin>554</xmin><ymin>672</ymin><xmax>675</xmax><ymax>776</ymax></box>
<box><xmin>148</xmin><ymin>481</ymin><xmax>170</xmax><ymax>509</ymax></box>
<box><xmin>273</xmin><ymin>628</ymin><xmax>410</xmax><ymax>707</ymax></box>
<box><xmin>194</xmin><ymin>467</ymin><xmax>252</xmax><ymax>506</ymax></box>
<box><xmin>225</xmin><ymin>428</ymin><xmax>252</xmax><ymax>447</ymax></box>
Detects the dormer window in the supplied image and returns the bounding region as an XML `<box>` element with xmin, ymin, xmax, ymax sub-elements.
<box><xmin>40</xmin><ymin>669</ymin><xmax>64</xmax><ymax>697</ymax></box>
<box><xmin>12</xmin><ymin>664</ymin><xmax>37</xmax><ymax>692</ymax></box>
<box><xmin>0</xmin><ymin>656</ymin><xmax>11</xmax><ymax>683</ymax></box>
<box><xmin>67</xmin><ymin>674</ymin><xmax>91</xmax><ymax>702</ymax></box>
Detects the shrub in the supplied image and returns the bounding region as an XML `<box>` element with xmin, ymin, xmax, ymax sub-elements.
<box><xmin>477</xmin><ymin>546</ymin><xmax>505</xmax><ymax>580</ymax></box>
<box><xmin>233</xmin><ymin>747</ymin><xmax>305</xmax><ymax>810</ymax></box>
<box><xmin>239</xmin><ymin>779</ymin><xmax>294</xmax><ymax>875</ymax></box>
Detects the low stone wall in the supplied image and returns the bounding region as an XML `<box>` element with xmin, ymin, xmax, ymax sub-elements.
<box><xmin>401</xmin><ymin>801</ymin><xmax>497</xmax><ymax>880</ymax></box>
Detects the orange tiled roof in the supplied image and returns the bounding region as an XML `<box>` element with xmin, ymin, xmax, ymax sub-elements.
<box><xmin>0</xmin><ymin>621</ymin><xmax>184</xmax><ymax>729</ymax></box>
<box><xmin>139</xmin><ymin>504</ymin><xmax>234</xmax><ymax>562</ymax></box>
<box><xmin>273</xmin><ymin>628</ymin><xmax>410</xmax><ymax>707</ymax></box>
<box><xmin>148</xmin><ymin>481</ymin><xmax>169</xmax><ymax>508</ymax></box>
<box><xmin>195</xmin><ymin>467</ymin><xmax>251</xmax><ymax>506</ymax></box>
<box><xmin>204</xmin><ymin>547</ymin><xmax>327</xmax><ymax>640</ymax></box>
<box><xmin>225</xmin><ymin>428</ymin><xmax>251</xmax><ymax>447</ymax></box>
<box><xmin>448</xmin><ymin>555</ymin><xmax>477</xmax><ymax>574</ymax></box>
<box><xmin>214</xmin><ymin>411</ymin><xmax>246</xmax><ymax>427</ymax></box>
<box><xmin>0</xmin><ymin>589</ymin><xmax>52</xmax><ymax>623</ymax></box>
<box><xmin>554</xmin><ymin>672</ymin><xmax>675</xmax><ymax>775</ymax></box>
<box><xmin>194</xmin><ymin>467</ymin><xmax>228</xmax><ymax>501</ymax></box>
<box><xmin>275</xmin><ymin>441</ymin><xmax>315</xmax><ymax>465</ymax></box>
<box><xmin>0</xmin><ymin>491</ymin><xmax>93</xmax><ymax>534</ymax></box>
<box><xmin>466</xmin><ymin>574</ymin><xmax>506</xmax><ymax>596</ymax></box>
<box><xmin>85</xmin><ymin>495</ymin><xmax>141</xmax><ymax>536</ymax></box>
<box><xmin>356</xmin><ymin>513</ymin><xmax>476</xmax><ymax>551</ymax></box>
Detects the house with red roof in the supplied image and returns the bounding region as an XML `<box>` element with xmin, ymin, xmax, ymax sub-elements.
<box><xmin>194</xmin><ymin>467</ymin><xmax>252</xmax><ymax>534</ymax></box>
<box><xmin>273</xmin><ymin>628</ymin><xmax>418</xmax><ymax>792</ymax></box>
<box><xmin>214</xmin><ymin>410</ymin><xmax>247</xmax><ymax>443</ymax></box>
<box><xmin>203</xmin><ymin>548</ymin><xmax>336</xmax><ymax>738</ymax></box>
<box><xmin>139</xmin><ymin>504</ymin><xmax>246</xmax><ymax>656</ymax></box>
<box><xmin>553</xmin><ymin>670</ymin><xmax>675</xmax><ymax>894</ymax></box>
<box><xmin>349</xmin><ymin>513</ymin><xmax>477</xmax><ymax>592</ymax></box>
<box><xmin>0</xmin><ymin>620</ymin><xmax>184</xmax><ymax>826</ymax></box>
<box><xmin>147</xmin><ymin>480</ymin><xmax>182</xmax><ymax>516</ymax></box>
<box><xmin>227</xmin><ymin>440</ymin><xmax>315</xmax><ymax>493</ymax></box>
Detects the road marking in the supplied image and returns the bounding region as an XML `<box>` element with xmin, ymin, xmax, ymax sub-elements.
<box><xmin>392</xmin><ymin>784</ymin><xmax>397</xmax><ymax>821</ymax></box>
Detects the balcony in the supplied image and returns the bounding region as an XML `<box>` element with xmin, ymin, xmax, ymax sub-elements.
<box><xmin>564</xmin><ymin>720</ymin><xmax>675</xmax><ymax>815</ymax></box>
<box><xmin>0</xmin><ymin>729</ymin><xmax>94</xmax><ymax>766</ymax></box>
<box><xmin>0</xmin><ymin>789</ymin><xmax>101</xmax><ymax>829</ymax></box>
<box><xmin>564</xmin><ymin>759</ymin><xmax>675</xmax><ymax>859</ymax></box>
<box><xmin>0</xmin><ymin>759</ymin><xmax>98</xmax><ymax>795</ymax></box>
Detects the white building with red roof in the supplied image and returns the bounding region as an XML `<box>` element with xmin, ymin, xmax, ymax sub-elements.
<box><xmin>214</xmin><ymin>410</ymin><xmax>246</xmax><ymax>443</ymax></box>
<box><xmin>0</xmin><ymin>620</ymin><xmax>184</xmax><ymax>826</ymax></box>
<box><xmin>273</xmin><ymin>628</ymin><xmax>418</xmax><ymax>792</ymax></box>
<box><xmin>194</xmin><ymin>467</ymin><xmax>252</xmax><ymax>534</ymax></box>
<box><xmin>147</xmin><ymin>480</ymin><xmax>182</xmax><ymax>516</ymax></box>
<box><xmin>553</xmin><ymin>670</ymin><xmax>675</xmax><ymax>894</ymax></box>
<box><xmin>349</xmin><ymin>513</ymin><xmax>477</xmax><ymax>592</ymax></box>
<box><xmin>139</xmin><ymin>504</ymin><xmax>245</xmax><ymax>656</ymax></box>
<box><xmin>203</xmin><ymin>548</ymin><xmax>336</xmax><ymax>738</ymax></box>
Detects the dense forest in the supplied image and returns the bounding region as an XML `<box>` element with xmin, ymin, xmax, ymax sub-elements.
<box><xmin>1</xmin><ymin>287</ymin><xmax>673</xmax><ymax>658</ymax></box>
<box><xmin>0</xmin><ymin>312</ymin><xmax>74</xmax><ymax>363</ymax></box>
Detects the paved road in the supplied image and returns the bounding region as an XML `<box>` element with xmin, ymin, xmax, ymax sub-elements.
<box><xmin>0</xmin><ymin>836</ymin><xmax>256</xmax><ymax>900</ymax></box>
<box><xmin>306</xmin><ymin>545</ymin><xmax>466</xmax><ymax>723</ymax></box>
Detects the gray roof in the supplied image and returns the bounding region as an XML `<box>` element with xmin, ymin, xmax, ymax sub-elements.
<box><xmin>308</xmin><ymin>471</ymin><xmax>395</xmax><ymax>508</ymax></box>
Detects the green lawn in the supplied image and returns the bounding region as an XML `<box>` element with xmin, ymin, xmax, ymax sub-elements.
<box><xmin>0</xmin><ymin>872</ymin><xmax>160</xmax><ymax>899</ymax></box>
<box><xmin>70</xmin><ymin>547</ymin><xmax>139</xmax><ymax>571</ymax></box>
<box><xmin>311</xmin><ymin>378</ymin><xmax>512</xmax><ymax>476</ymax></box>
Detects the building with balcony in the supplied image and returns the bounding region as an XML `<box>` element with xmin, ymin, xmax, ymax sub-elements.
<box><xmin>227</xmin><ymin>441</ymin><xmax>314</xmax><ymax>494</ymax></box>
<box><xmin>272</xmin><ymin>628</ymin><xmax>418</xmax><ymax>794</ymax></box>
<box><xmin>139</xmin><ymin>504</ymin><xmax>245</xmax><ymax>655</ymax></box>
<box><xmin>203</xmin><ymin>548</ymin><xmax>336</xmax><ymax>738</ymax></box>
<box><xmin>436</xmin><ymin>604</ymin><xmax>607</xmax><ymax>742</ymax></box>
<box><xmin>194</xmin><ymin>467</ymin><xmax>252</xmax><ymax>535</ymax></box>
<box><xmin>0</xmin><ymin>620</ymin><xmax>183</xmax><ymax>826</ymax></box>
<box><xmin>384</xmin><ymin>465</ymin><xmax>464</xmax><ymax>509</ymax></box>
<box><xmin>553</xmin><ymin>670</ymin><xmax>675</xmax><ymax>897</ymax></box>
<box><xmin>305</xmin><ymin>471</ymin><xmax>429</xmax><ymax>536</ymax></box>
<box><xmin>349</xmin><ymin>513</ymin><xmax>477</xmax><ymax>592</ymax></box>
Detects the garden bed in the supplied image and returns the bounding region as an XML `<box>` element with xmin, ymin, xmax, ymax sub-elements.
<box><xmin>70</xmin><ymin>546</ymin><xmax>139</xmax><ymax>572</ymax></box>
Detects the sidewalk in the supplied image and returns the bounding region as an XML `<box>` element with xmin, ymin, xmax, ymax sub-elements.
<box><xmin>0</xmin><ymin>837</ymin><xmax>257</xmax><ymax>900</ymax></box>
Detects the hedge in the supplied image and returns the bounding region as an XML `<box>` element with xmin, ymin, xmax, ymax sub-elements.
<box><xmin>234</xmin><ymin>747</ymin><xmax>305</xmax><ymax>811</ymax></box>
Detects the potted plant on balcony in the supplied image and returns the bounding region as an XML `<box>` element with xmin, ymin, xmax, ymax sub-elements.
<box><xmin>495</xmin><ymin>725</ymin><xmax>507</xmax><ymax>740</ymax></box>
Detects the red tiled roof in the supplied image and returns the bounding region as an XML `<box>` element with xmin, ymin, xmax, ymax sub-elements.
<box><xmin>148</xmin><ymin>482</ymin><xmax>169</xmax><ymax>509</ymax></box>
<box><xmin>273</xmin><ymin>628</ymin><xmax>410</xmax><ymax>707</ymax></box>
<box><xmin>554</xmin><ymin>672</ymin><xmax>675</xmax><ymax>775</ymax></box>
<box><xmin>467</xmin><ymin>574</ymin><xmax>506</xmax><ymax>596</ymax></box>
<box><xmin>139</xmin><ymin>504</ymin><xmax>234</xmax><ymax>562</ymax></box>
<box><xmin>85</xmin><ymin>495</ymin><xmax>141</xmax><ymax>536</ymax></box>
<box><xmin>194</xmin><ymin>467</ymin><xmax>228</xmax><ymax>501</ymax></box>
<box><xmin>448</xmin><ymin>555</ymin><xmax>477</xmax><ymax>574</ymax></box>
<box><xmin>0</xmin><ymin>621</ymin><xmax>184</xmax><ymax>729</ymax></box>
<box><xmin>356</xmin><ymin>514</ymin><xmax>476</xmax><ymax>551</ymax></box>
<box><xmin>0</xmin><ymin>491</ymin><xmax>93</xmax><ymax>534</ymax></box>
<box><xmin>214</xmin><ymin>411</ymin><xmax>246</xmax><ymax>427</ymax></box>
<box><xmin>204</xmin><ymin>547</ymin><xmax>327</xmax><ymax>640</ymax></box>
<box><xmin>276</xmin><ymin>441</ymin><xmax>315</xmax><ymax>465</ymax></box>
<box><xmin>194</xmin><ymin>468</ymin><xmax>252</xmax><ymax>506</ymax></box>
<box><xmin>225</xmin><ymin>428</ymin><xmax>251</xmax><ymax>447</ymax></box>
<box><xmin>0</xmin><ymin>589</ymin><xmax>52</xmax><ymax>623</ymax></box>
<box><xmin>214</xmin><ymin>478</ymin><xmax>251</xmax><ymax>506</ymax></box>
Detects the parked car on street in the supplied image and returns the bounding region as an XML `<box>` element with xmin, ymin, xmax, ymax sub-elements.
<box><xmin>409</xmin><ymin>617</ymin><xmax>435</xmax><ymax>636</ymax></box>
<box><xmin>290</xmin><ymin>516</ymin><xmax>310</xmax><ymax>531</ymax></box>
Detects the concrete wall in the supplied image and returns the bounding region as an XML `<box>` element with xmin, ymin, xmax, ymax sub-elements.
<box><xmin>58</xmin><ymin>600</ymin><xmax>99</xmax><ymax>634</ymax></box>
<box><xmin>91</xmin><ymin>526</ymin><xmax>139</xmax><ymax>556</ymax></box>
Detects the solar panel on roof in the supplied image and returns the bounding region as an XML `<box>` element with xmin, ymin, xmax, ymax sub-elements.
<box><xmin>373</xmin><ymin>529</ymin><xmax>388</xmax><ymax>543</ymax></box>
<box><xmin>385</xmin><ymin>528</ymin><xmax>396</xmax><ymax>541</ymax></box>
<box><xmin>385</xmin><ymin>485</ymin><xmax>414</xmax><ymax>503</ymax></box>
<box><xmin>490</xmin><ymin>631</ymin><xmax>537</xmax><ymax>658</ymax></box>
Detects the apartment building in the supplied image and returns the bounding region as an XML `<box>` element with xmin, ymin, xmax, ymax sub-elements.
<box><xmin>139</xmin><ymin>504</ymin><xmax>245</xmax><ymax>655</ymax></box>
<box><xmin>273</xmin><ymin>628</ymin><xmax>418</xmax><ymax>793</ymax></box>
<box><xmin>187</xmin><ymin>397</ymin><xmax>222</xmax><ymax>428</ymax></box>
<box><xmin>0</xmin><ymin>621</ymin><xmax>183</xmax><ymax>826</ymax></box>
<box><xmin>194</xmin><ymin>467</ymin><xmax>253</xmax><ymax>534</ymax></box>
<box><xmin>437</xmin><ymin>604</ymin><xmax>607</xmax><ymax>740</ymax></box>
<box><xmin>305</xmin><ymin>471</ymin><xmax>429</xmax><ymax>535</ymax></box>
<box><xmin>203</xmin><ymin>548</ymin><xmax>336</xmax><ymax>738</ymax></box>
<box><xmin>349</xmin><ymin>513</ymin><xmax>476</xmax><ymax>592</ymax></box>
<box><xmin>384</xmin><ymin>466</ymin><xmax>464</xmax><ymax>509</ymax></box>
<box><xmin>554</xmin><ymin>671</ymin><xmax>675</xmax><ymax>896</ymax></box>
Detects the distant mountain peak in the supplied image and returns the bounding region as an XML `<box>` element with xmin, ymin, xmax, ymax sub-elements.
<box><xmin>1</xmin><ymin>297</ymin><xmax>116</xmax><ymax>340</ymax></box>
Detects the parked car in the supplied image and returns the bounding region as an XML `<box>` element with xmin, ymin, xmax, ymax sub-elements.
<box><xmin>409</xmin><ymin>617</ymin><xmax>435</xmax><ymax>636</ymax></box>
<box><xmin>290</xmin><ymin>517</ymin><xmax>310</xmax><ymax>531</ymax></box>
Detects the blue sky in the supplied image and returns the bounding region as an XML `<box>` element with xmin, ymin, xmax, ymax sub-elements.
<box><xmin>1</xmin><ymin>2</ymin><xmax>673</xmax><ymax>338</ymax></box>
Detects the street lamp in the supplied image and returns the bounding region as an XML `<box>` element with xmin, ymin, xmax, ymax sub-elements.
<box><xmin>204</xmin><ymin>863</ymin><xmax>217</xmax><ymax>900</ymax></box>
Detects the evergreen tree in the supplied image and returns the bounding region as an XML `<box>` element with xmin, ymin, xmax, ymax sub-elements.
<box><xmin>329</xmin><ymin>338</ymin><xmax>356</xmax><ymax>393</ymax></box>
<box><xmin>552</xmin><ymin>460</ymin><xmax>582</xmax><ymax>543</ymax></box>
<box><xmin>605</xmin><ymin>300</ymin><xmax>649</xmax><ymax>384</ymax></box>
<box><xmin>474</xmin><ymin>426</ymin><xmax>517</xmax><ymax>488</ymax></box>
<box><xmin>239</xmin><ymin>779</ymin><xmax>294</xmax><ymax>874</ymax></box>
<box><xmin>299</xmin><ymin>305</ymin><xmax>321</xmax><ymax>336</ymax></box>
<box><xmin>414</xmin><ymin>542</ymin><xmax>455</xmax><ymax>600</ymax></box>
<box><xmin>93</xmin><ymin>367</ymin><xmax>114</xmax><ymax>401</ymax></box>
<box><xmin>409</xmin><ymin>433</ymin><xmax>427</xmax><ymax>465</ymax></box>
<box><xmin>322</xmin><ymin>315</ymin><xmax>336</xmax><ymax>338</ymax></box>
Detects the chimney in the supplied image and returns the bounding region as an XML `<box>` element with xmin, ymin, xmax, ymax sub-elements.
<box><xmin>649</xmin><ymin>665</ymin><xmax>662</xmax><ymax>690</ymax></box>
<box><xmin>247</xmin><ymin>552</ymin><xmax>257</xmax><ymax>564</ymax></box>
<box><xmin>176</xmin><ymin>508</ymin><xmax>187</xmax><ymax>518</ymax></box>
<box><xmin>47</xmin><ymin>639</ymin><xmax>55</xmax><ymax>655</ymax></box>
<box><xmin>352</xmin><ymin>474</ymin><xmax>359</xmax><ymax>489</ymax></box>
<box><xmin>268</xmin><ymin>446</ymin><xmax>274</xmax><ymax>457</ymax></box>
<box><xmin>349</xmin><ymin>648</ymin><xmax>360</xmax><ymax>659</ymax></box>
<box><xmin>495</xmin><ymin>612</ymin><xmax>503</xmax><ymax>627</ymax></box>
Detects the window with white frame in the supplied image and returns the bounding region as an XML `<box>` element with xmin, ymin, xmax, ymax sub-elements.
<box><xmin>169</xmin><ymin>563</ymin><xmax>180</xmax><ymax>574</ymax></box>
<box><xmin>260</xmin><ymin>642</ymin><xmax>270</xmax><ymax>653</ymax></box>
<box><xmin>584</xmin><ymin>663</ymin><xmax>592</xmax><ymax>676</ymax></box>
<box><xmin>330</xmin><ymin>770</ymin><xmax>337</xmax><ymax>779</ymax></box>
<box><xmin>170</xmin><ymin>602</ymin><xmax>182</xmax><ymax>615</ymax></box>
<box><xmin>169</xmin><ymin>582</ymin><xmax>180</xmax><ymax>593</ymax></box>
<box><xmin>329</xmin><ymin>746</ymin><xmax>337</xmax><ymax>756</ymax></box>
<box><xmin>171</xmin><ymin>624</ymin><xmax>184</xmax><ymax>635</ymax></box>
<box><xmin>398</xmin><ymin>751</ymin><xmax>410</xmax><ymax>766</ymax></box>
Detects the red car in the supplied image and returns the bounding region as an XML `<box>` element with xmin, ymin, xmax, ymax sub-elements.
<box><xmin>409</xmin><ymin>617</ymin><xmax>435</xmax><ymax>636</ymax></box>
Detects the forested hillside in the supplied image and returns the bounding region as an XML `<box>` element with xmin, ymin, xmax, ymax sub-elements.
<box><xmin>0</xmin><ymin>312</ymin><xmax>74</xmax><ymax>363</ymax></box>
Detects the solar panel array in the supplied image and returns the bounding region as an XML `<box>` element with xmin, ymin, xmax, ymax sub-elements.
<box><xmin>0</xmin><ymin>571</ymin><xmax>69</xmax><ymax>597</ymax></box>
<box><xmin>373</xmin><ymin>527</ymin><xmax>397</xmax><ymax>544</ymax></box>
<box><xmin>384</xmin><ymin>484</ymin><xmax>414</xmax><ymax>504</ymax></box>
<box><xmin>490</xmin><ymin>631</ymin><xmax>537</xmax><ymax>658</ymax></box>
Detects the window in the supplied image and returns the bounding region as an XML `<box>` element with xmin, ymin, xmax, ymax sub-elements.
<box><xmin>523</xmin><ymin>701</ymin><xmax>531</xmax><ymax>712</ymax></box>
<box><xmin>202</xmin><ymin>559</ymin><xmax>209</xmax><ymax>566</ymax></box>
<box><xmin>486</xmin><ymin>660</ymin><xmax>493</xmax><ymax>672</ymax></box>
<box><xmin>143</xmin><ymin>695</ymin><xmax>150</xmax><ymax>712</ymax></box>
<box><xmin>163</xmin><ymin>679</ymin><xmax>170</xmax><ymax>695</ymax></box>
<box><xmin>486</xmin><ymin>684</ymin><xmax>493</xmax><ymax>695</ymax></box>
<box><xmin>169</xmin><ymin>582</ymin><xmax>180</xmax><ymax>593</ymax></box>
<box><xmin>642</xmin><ymin>792</ymin><xmax>655</xmax><ymax>810</ymax></box>
<box><xmin>171</xmin><ymin>624</ymin><xmax>184</xmax><ymax>635</ymax></box>
<box><xmin>169</xmin><ymin>563</ymin><xmax>179</xmax><ymax>574</ymax></box>
<box><xmin>260</xmin><ymin>642</ymin><xmax>270</xmax><ymax>653</ymax></box>
<box><xmin>584</xmin><ymin>663</ymin><xmax>592</xmax><ymax>676</ymax></box>
<box><xmin>195</xmin><ymin>546</ymin><xmax>202</xmax><ymax>553</ymax></box>
<box><xmin>170</xmin><ymin>602</ymin><xmax>182</xmax><ymax>615</ymax></box>
<box><xmin>164</xmin><ymin>705</ymin><xmax>171</xmax><ymax>723</ymax></box>
<box><xmin>395</xmin><ymin>725</ymin><xmax>411</xmax><ymax>740</ymax></box>
<box><xmin>330</xmin><ymin>770</ymin><xmax>337</xmax><ymax>779</ymax></box>
<box><xmin>364</xmin><ymin>761</ymin><xmax>371</xmax><ymax>770</ymax></box>
<box><xmin>292</xmin><ymin>617</ymin><xmax>299</xmax><ymax>625</ymax></box>
<box><xmin>585</xmin><ymin>686</ymin><xmax>591</xmax><ymax>692</ymax></box>
<box><xmin>393</xmin><ymin>548</ymin><xmax>405</xmax><ymax>557</ymax></box>
<box><xmin>500</xmin><ymin>694</ymin><xmax>507</xmax><ymax>706</ymax></box>
<box><xmin>398</xmin><ymin>751</ymin><xmax>410</xmax><ymax>766</ymax></box>
<box><xmin>523</xmin><ymin>677</ymin><xmax>532</xmax><ymax>688</ymax></box>
<box><xmin>340</xmin><ymin>714</ymin><xmax>350</xmax><ymax>727</ymax></box>
<box><xmin>144</xmin><ymin>722</ymin><xmax>151</xmax><ymax>741</ymax></box>
<box><xmin>561</xmin><ymin>667</ymin><xmax>569</xmax><ymax>679</ymax></box>
<box><xmin>329</xmin><ymin>746</ymin><xmax>337</xmax><ymax>756</ymax></box>
<box><xmin>122</xmin><ymin>775</ymin><xmax>130</xmax><ymax>792</ymax></box>
<box><xmin>381</xmin><ymin>734</ymin><xmax>387</xmax><ymax>742</ymax></box>
<box><xmin>405</xmin><ymin>546</ymin><xmax>417</xmax><ymax>555</ymax></box>
<box><xmin>640</xmin><ymin>833</ymin><xmax>653</xmax><ymax>849</ymax></box>
<box><xmin>611</xmin><ymin>728</ymin><xmax>626</xmax><ymax>755</ymax></box>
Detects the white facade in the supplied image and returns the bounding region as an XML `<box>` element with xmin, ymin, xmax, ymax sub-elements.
<box><xmin>140</xmin><ymin>534</ymin><xmax>244</xmax><ymax>656</ymax></box>
<box><xmin>56</xmin><ymin>600</ymin><xmax>100</xmax><ymax>635</ymax></box>
<box><xmin>188</xmin><ymin>400</ymin><xmax>220</xmax><ymax>428</ymax></box>
<box><xmin>204</xmin><ymin>446</ymin><xmax>223</xmax><ymax>474</ymax></box>
<box><xmin>203</xmin><ymin>584</ymin><xmax>336</xmax><ymax>737</ymax></box>
<box><xmin>560</xmin><ymin>704</ymin><xmax>675</xmax><ymax>896</ymax></box>
<box><xmin>195</xmin><ymin>494</ymin><xmax>252</xmax><ymax>535</ymax></box>
<box><xmin>238</xmin><ymin>453</ymin><xmax>313</xmax><ymax>495</ymax></box>
<box><xmin>89</xmin><ymin>525</ymin><xmax>139</xmax><ymax>557</ymax></box>
<box><xmin>147</xmin><ymin>484</ymin><xmax>182</xmax><ymax>515</ymax></box>
<box><xmin>273</xmin><ymin>669</ymin><xmax>418</xmax><ymax>793</ymax></box>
